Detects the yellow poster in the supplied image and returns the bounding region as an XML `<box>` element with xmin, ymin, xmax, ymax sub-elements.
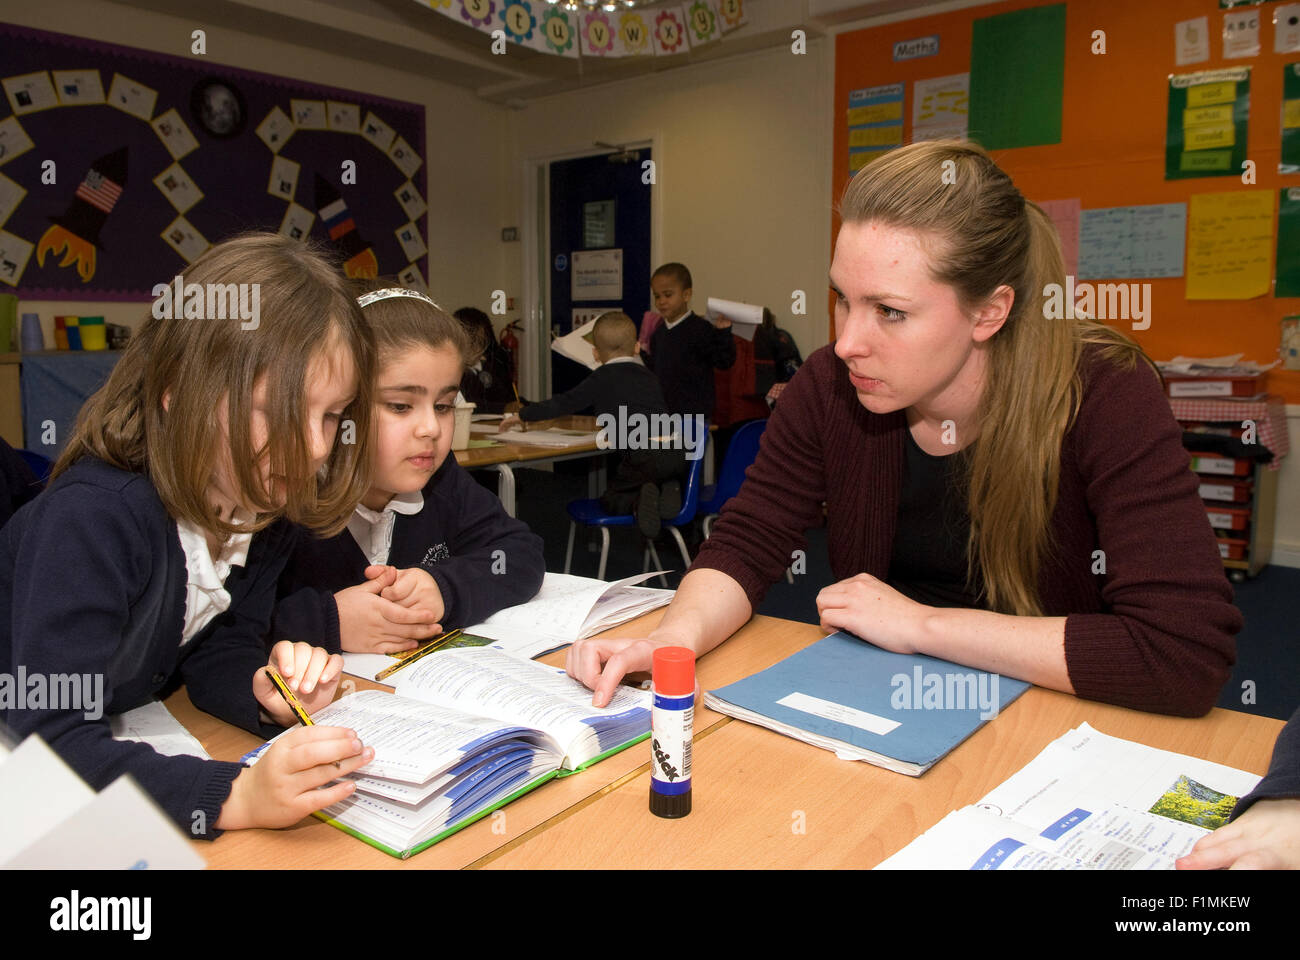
<box><xmin>1186</xmin><ymin>190</ymin><xmax>1274</xmax><ymax>300</ymax></box>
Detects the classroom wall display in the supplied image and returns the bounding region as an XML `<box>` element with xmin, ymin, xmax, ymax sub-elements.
<box><xmin>968</xmin><ymin>3</ymin><xmax>1065</xmax><ymax>150</ymax></box>
<box><xmin>833</xmin><ymin>0</ymin><xmax>1300</xmax><ymax>403</ymax></box>
<box><xmin>847</xmin><ymin>84</ymin><xmax>904</xmax><ymax>173</ymax></box>
<box><xmin>1166</xmin><ymin>67</ymin><xmax>1251</xmax><ymax>179</ymax></box>
<box><xmin>1277</xmin><ymin>187</ymin><xmax>1300</xmax><ymax>296</ymax></box>
<box><xmin>417</xmin><ymin>0</ymin><xmax>748</xmax><ymax>60</ymax></box>
<box><xmin>1078</xmin><ymin>203</ymin><xmax>1187</xmax><ymax>280</ymax></box>
<box><xmin>1283</xmin><ymin>63</ymin><xmax>1300</xmax><ymax>171</ymax></box>
<box><xmin>0</xmin><ymin>24</ymin><xmax>427</xmax><ymax>299</ymax></box>
<box><xmin>1186</xmin><ymin>189</ymin><xmax>1273</xmax><ymax>300</ymax></box>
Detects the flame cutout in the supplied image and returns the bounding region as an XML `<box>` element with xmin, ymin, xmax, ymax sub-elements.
<box><xmin>343</xmin><ymin>248</ymin><xmax>379</xmax><ymax>279</ymax></box>
<box><xmin>36</xmin><ymin>226</ymin><xmax>97</xmax><ymax>283</ymax></box>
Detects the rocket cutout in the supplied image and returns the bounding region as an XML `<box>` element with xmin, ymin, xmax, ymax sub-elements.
<box><xmin>37</xmin><ymin>147</ymin><xmax>128</xmax><ymax>283</ymax></box>
<box><xmin>314</xmin><ymin>173</ymin><xmax>378</xmax><ymax>278</ymax></box>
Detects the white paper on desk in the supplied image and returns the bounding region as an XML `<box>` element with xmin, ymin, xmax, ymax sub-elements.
<box><xmin>110</xmin><ymin>700</ymin><xmax>211</xmax><ymax>759</ymax></box>
<box><xmin>706</xmin><ymin>297</ymin><xmax>763</xmax><ymax>342</ymax></box>
<box><xmin>471</xmin><ymin>413</ymin><xmax>505</xmax><ymax>422</ymax></box>
<box><xmin>5</xmin><ymin>774</ymin><xmax>205</xmax><ymax>869</ymax></box>
<box><xmin>500</xmin><ymin>429</ymin><xmax>598</xmax><ymax>448</ymax></box>
<box><xmin>0</xmin><ymin>735</ymin><xmax>95</xmax><ymax>863</ymax></box>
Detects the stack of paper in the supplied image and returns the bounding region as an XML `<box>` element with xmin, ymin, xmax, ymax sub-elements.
<box><xmin>498</xmin><ymin>428</ymin><xmax>597</xmax><ymax>448</ymax></box>
<box><xmin>876</xmin><ymin>723</ymin><xmax>1262</xmax><ymax>870</ymax></box>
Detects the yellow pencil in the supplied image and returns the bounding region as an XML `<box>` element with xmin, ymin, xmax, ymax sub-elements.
<box><xmin>264</xmin><ymin>667</ymin><xmax>314</xmax><ymax>725</ymax></box>
<box><xmin>375</xmin><ymin>629</ymin><xmax>464</xmax><ymax>682</ymax></box>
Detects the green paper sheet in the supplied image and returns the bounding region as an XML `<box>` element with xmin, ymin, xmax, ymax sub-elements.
<box><xmin>968</xmin><ymin>3</ymin><xmax>1065</xmax><ymax>150</ymax></box>
<box><xmin>1277</xmin><ymin>188</ymin><xmax>1300</xmax><ymax>298</ymax></box>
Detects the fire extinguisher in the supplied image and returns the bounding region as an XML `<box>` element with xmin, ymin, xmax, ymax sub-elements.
<box><xmin>499</xmin><ymin>320</ymin><xmax>522</xmax><ymax>387</ymax></box>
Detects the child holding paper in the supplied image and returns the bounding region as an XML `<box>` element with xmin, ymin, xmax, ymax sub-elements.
<box><xmin>274</xmin><ymin>280</ymin><xmax>545</xmax><ymax>655</ymax></box>
<box><xmin>645</xmin><ymin>262</ymin><xmax>735</xmax><ymax>417</ymax></box>
<box><xmin>0</xmin><ymin>233</ymin><xmax>376</xmax><ymax>838</ymax></box>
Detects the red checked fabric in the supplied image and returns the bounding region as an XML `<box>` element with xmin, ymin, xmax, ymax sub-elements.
<box><xmin>1168</xmin><ymin>395</ymin><xmax>1290</xmax><ymax>470</ymax></box>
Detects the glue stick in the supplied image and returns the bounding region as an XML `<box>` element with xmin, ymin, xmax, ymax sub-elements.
<box><xmin>649</xmin><ymin>646</ymin><xmax>694</xmax><ymax>818</ymax></box>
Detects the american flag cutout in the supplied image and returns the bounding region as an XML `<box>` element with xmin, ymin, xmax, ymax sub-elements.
<box><xmin>75</xmin><ymin>168</ymin><xmax>123</xmax><ymax>213</ymax></box>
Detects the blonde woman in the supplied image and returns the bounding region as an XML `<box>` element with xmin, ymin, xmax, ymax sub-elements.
<box><xmin>568</xmin><ymin>140</ymin><xmax>1239</xmax><ymax>718</ymax></box>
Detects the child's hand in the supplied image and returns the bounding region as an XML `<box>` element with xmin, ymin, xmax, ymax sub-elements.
<box><xmin>712</xmin><ymin>313</ymin><xmax>733</xmax><ymax>330</ymax></box>
<box><xmin>1176</xmin><ymin>798</ymin><xmax>1300</xmax><ymax>870</ymax></box>
<box><xmin>379</xmin><ymin>566</ymin><xmax>446</xmax><ymax>625</ymax></box>
<box><xmin>499</xmin><ymin>415</ymin><xmax>524</xmax><ymax>433</ymax></box>
<box><xmin>216</xmin><ymin>726</ymin><xmax>372</xmax><ymax>831</ymax></box>
<box><xmin>334</xmin><ymin>569</ymin><xmax>442</xmax><ymax>654</ymax></box>
<box><xmin>254</xmin><ymin>641</ymin><xmax>346</xmax><ymax>725</ymax></box>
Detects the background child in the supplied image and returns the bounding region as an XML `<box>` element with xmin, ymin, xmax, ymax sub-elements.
<box><xmin>645</xmin><ymin>262</ymin><xmax>735</xmax><ymax>418</ymax></box>
<box><xmin>275</xmin><ymin>280</ymin><xmax>545</xmax><ymax>655</ymax></box>
<box><xmin>454</xmin><ymin>306</ymin><xmax>518</xmax><ymax>414</ymax></box>
<box><xmin>501</xmin><ymin>311</ymin><xmax>686</xmax><ymax>538</ymax></box>
<box><xmin>0</xmin><ymin>232</ymin><xmax>377</xmax><ymax>838</ymax></box>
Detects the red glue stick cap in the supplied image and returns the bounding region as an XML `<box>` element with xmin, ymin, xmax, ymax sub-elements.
<box><xmin>652</xmin><ymin>646</ymin><xmax>695</xmax><ymax>696</ymax></box>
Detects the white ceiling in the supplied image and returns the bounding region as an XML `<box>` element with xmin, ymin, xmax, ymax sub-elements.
<box><xmin>116</xmin><ymin>0</ymin><xmax>952</xmax><ymax>104</ymax></box>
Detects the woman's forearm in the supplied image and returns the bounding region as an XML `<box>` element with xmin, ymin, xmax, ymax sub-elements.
<box><xmin>918</xmin><ymin>607</ymin><xmax>1073</xmax><ymax>693</ymax></box>
<box><xmin>649</xmin><ymin>567</ymin><xmax>753</xmax><ymax>656</ymax></box>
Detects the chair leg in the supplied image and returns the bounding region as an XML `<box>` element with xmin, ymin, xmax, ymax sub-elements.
<box><xmin>785</xmin><ymin>568</ymin><xmax>795</xmax><ymax>585</ymax></box>
<box><xmin>597</xmin><ymin>527</ymin><xmax>610</xmax><ymax>580</ymax></box>
<box><xmin>702</xmin><ymin>514</ymin><xmax>714</xmax><ymax>539</ymax></box>
<box><xmin>668</xmin><ymin>526</ymin><xmax>691</xmax><ymax>574</ymax></box>
<box><xmin>564</xmin><ymin>522</ymin><xmax>576</xmax><ymax>575</ymax></box>
<box><xmin>646</xmin><ymin>542</ymin><xmax>668</xmax><ymax>587</ymax></box>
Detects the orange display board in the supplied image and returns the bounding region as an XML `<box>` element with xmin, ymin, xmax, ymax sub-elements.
<box><xmin>832</xmin><ymin>0</ymin><xmax>1300</xmax><ymax>403</ymax></box>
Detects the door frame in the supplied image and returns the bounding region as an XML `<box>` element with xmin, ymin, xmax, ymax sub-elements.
<box><xmin>519</xmin><ymin>134</ymin><xmax>662</xmax><ymax>401</ymax></box>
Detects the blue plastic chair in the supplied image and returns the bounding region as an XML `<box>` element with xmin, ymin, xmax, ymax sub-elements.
<box><xmin>697</xmin><ymin>418</ymin><xmax>767</xmax><ymax>539</ymax></box>
<box><xmin>18</xmin><ymin>449</ymin><xmax>53</xmax><ymax>487</ymax></box>
<box><xmin>563</xmin><ymin>449</ymin><xmax>706</xmax><ymax>585</ymax></box>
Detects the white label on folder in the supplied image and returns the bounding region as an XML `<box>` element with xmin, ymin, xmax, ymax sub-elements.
<box><xmin>1169</xmin><ymin>381</ymin><xmax>1231</xmax><ymax>397</ymax></box>
<box><xmin>1193</xmin><ymin>456</ymin><xmax>1235</xmax><ymax>475</ymax></box>
<box><xmin>1206</xmin><ymin>511</ymin><xmax>1233</xmax><ymax>528</ymax></box>
<box><xmin>776</xmin><ymin>692</ymin><xmax>900</xmax><ymax>736</ymax></box>
<box><xmin>1199</xmin><ymin>483</ymin><xmax>1234</xmax><ymax>501</ymax></box>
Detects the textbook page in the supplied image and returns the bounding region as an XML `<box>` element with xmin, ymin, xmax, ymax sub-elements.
<box><xmin>394</xmin><ymin>647</ymin><xmax>651</xmax><ymax>768</ymax></box>
<box><xmin>110</xmin><ymin>700</ymin><xmax>211</xmax><ymax>759</ymax></box>
<box><xmin>249</xmin><ymin>690</ymin><xmax>554</xmax><ymax>785</ymax></box>
<box><xmin>466</xmin><ymin>571</ymin><xmax>667</xmax><ymax>647</ymax></box>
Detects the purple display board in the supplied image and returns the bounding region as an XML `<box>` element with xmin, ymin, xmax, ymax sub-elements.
<box><xmin>0</xmin><ymin>24</ymin><xmax>428</xmax><ymax>300</ymax></box>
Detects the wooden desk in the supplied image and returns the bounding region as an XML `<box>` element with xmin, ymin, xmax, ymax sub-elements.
<box><xmin>454</xmin><ymin>415</ymin><xmax>605</xmax><ymax>516</ymax></box>
<box><xmin>174</xmin><ymin>610</ymin><xmax>815</xmax><ymax>868</ymax></box>
<box><xmin>480</xmin><ymin>620</ymin><xmax>1287</xmax><ymax>869</ymax></box>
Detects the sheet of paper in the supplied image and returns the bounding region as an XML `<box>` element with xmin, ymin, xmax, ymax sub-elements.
<box><xmin>1186</xmin><ymin>190</ymin><xmax>1274</xmax><ymax>299</ymax></box>
<box><xmin>706</xmin><ymin>297</ymin><xmax>762</xmax><ymax>342</ymax></box>
<box><xmin>109</xmin><ymin>700</ymin><xmax>211</xmax><ymax>759</ymax></box>
<box><xmin>551</xmin><ymin>318</ymin><xmax>600</xmax><ymax>370</ymax></box>
<box><xmin>1037</xmin><ymin>198</ymin><xmax>1080</xmax><ymax>276</ymax></box>
<box><xmin>5</xmin><ymin>775</ymin><xmax>205</xmax><ymax>869</ymax></box>
<box><xmin>1176</xmin><ymin>16</ymin><xmax>1210</xmax><ymax>66</ymax></box>
<box><xmin>912</xmin><ymin>72</ymin><xmax>969</xmax><ymax>142</ymax></box>
<box><xmin>1078</xmin><ymin>203</ymin><xmax>1186</xmax><ymax>279</ymax></box>
<box><xmin>0</xmin><ymin>735</ymin><xmax>94</xmax><ymax>863</ymax></box>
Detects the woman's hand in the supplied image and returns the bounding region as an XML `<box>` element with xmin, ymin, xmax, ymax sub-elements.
<box><xmin>254</xmin><ymin>641</ymin><xmax>346</xmax><ymax>725</ymax></box>
<box><xmin>815</xmin><ymin>573</ymin><xmax>931</xmax><ymax>655</ymax></box>
<box><xmin>334</xmin><ymin>567</ymin><xmax>442</xmax><ymax>654</ymax></box>
<box><xmin>216</xmin><ymin>726</ymin><xmax>372</xmax><ymax>830</ymax></box>
<box><xmin>1176</xmin><ymin>798</ymin><xmax>1300</xmax><ymax>870</ymax></box>
<box><xmin>567</xmin><ymin>634</ymin><xmax>683</xmax><ymax>708</ymax></box>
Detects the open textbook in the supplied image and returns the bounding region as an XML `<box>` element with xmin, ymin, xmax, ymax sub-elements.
<box><xmin>249</xmin><ymin>647</ymin><xmax>652</xmax><ymax>859</ymax></box>
<box><xmin>343</xmin><ymin>571</ymin><xmax>674</xmax><ymax>681</ymax></box>
<box><xmin>876</xmin><ymin>723</ymin><xmax>1263</xmax><ymax>870</ymax></box>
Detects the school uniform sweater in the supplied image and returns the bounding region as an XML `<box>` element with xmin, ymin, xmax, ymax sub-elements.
<box><xmin>520</xmin><ymin>356</ymin><xmax>669</xmax><ymax>425</ymax></box>
<box><xmin>646</xmin><ymin>311</ymin><xmax>735</xmax><ymax>417</ymax></box>
<box><xmin>693</xmin><ymin>345</ymin><xmax>1241</xmax><ymax>717</ymax></box>
<box><xmin>1231</xmin><ymin>706</ymin><xmax>1300</xmax><ymax>820</ymax></box>
<box><xmin>0</xmin><ymin>457</ymin><xmax>293</xmax><ymax>839</ymax></box>
<box><xmin>273</xmin><ymin>454</ymin><xmax>544</xmax><ymax>653</ymax></box>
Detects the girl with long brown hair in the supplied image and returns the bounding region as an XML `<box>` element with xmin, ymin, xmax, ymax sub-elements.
<box><xmin>566</xmin><ymin>140</ymin><xmax>1239</xmax><ymax>718</ymax></box>
<box><xmin>1</xmin><ymin>232</ymin><xmax>379</xmax><ymax>837</ymax></box>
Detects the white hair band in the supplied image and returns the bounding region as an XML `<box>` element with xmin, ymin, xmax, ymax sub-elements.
<box><xmin>356</xmin><ymin>287</ymin><xmax>440</xmax><ymax>309</ymax></box>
